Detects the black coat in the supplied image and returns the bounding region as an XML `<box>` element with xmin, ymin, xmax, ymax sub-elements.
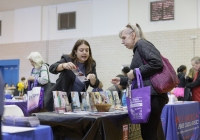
<box><xmin>186</xmin><ymin>72</ymin><xmax>200</xmax><ymax>89</ymax></box>
<box><xmin>120</xmin><ymin>39</ymin><xmax>168</xmax><ymax>98</ymax></box>
<box><xmin>46</xmin><ymin>55</ymin><xmax>99</xmax><ymax>111</ymax></box>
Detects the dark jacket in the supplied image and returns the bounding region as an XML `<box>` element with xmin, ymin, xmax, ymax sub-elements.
<box><xmin>186</xmin><ymin>71</ymin><xmax>200</xmax><ymax>101</ymax></box>
<box><xmin>177</xmin><ymin>72</ymin><xmax>186</xmax><ymax>87</ymax></box>
<box><xmin>186</xmin><ymin>71</ymin><xmax>200</xmax><ymax>89</ymax></box>
<box><xmin>49</xmin><ymin>55</ymin><xmax>99</xmax><ymax>105</ymax></box>
<box><xmin>120</xmin><ymin>39</ymin><xmax>168</xmax><ymax>98</ymax></box>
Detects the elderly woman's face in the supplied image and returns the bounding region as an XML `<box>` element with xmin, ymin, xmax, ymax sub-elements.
<box><xmin>75</xmin><ymin>44</ymin><xmax>90</xmax><ymax>63</ymax></box>
<box><xmin>121</xmin><ymin>28</ymin><xmax>135</xmax><ymax>49</ymax></box>
<box><xmin>192</xmin><ymin>60</ymin><xmax>200</xmax><ymax>71</ymax></box>
<box><xmin>29</xmin><ymin>59</ymin><xmax>36</xmax><ymax>67</ymax></box>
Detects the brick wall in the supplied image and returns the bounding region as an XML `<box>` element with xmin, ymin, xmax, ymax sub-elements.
<box><xmin>0</xmin><ymin>28</ymin><xmax>199</xmax><ymax>90</ymax></box>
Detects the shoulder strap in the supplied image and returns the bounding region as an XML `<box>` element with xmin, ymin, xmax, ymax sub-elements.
<box><xmin>39</xmin><ymin>63</ymin><xmax>50</xmax><ymax>83</ymax></box>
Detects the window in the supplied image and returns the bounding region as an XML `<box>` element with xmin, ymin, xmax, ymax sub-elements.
<box><xmin>0</xmin><ymin>20</ymin><xmax>1</xmax><ymax>36</ymax></box>
<box><xmin>150</xmin><ymin>0</ymin><xmax>174</xmax><ymax>21</ymax></box>
<box><xmin>58</xmin><ymin>12</ymin><xmax>76</xmax><ymax>30</ymax></box>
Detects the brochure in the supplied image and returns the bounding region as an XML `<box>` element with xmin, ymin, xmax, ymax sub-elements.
<box><xmin>88</xmin><ymin>92</ymin><xmax>97</xmax><ymax>111</ymax></box>
<box><xmin>105</xmin><ymin>90</ymin><xmax>115</xmax><ymax>109</ymax></box>
<box><xmin>81</xmin><ymin>92</ymin><xmax>89</xmax><ymax>111</ymax></box>
<box><xmin>71</xmin><ymin>91</ymin><xmax>81</xmax><ymax>111</ymax></box>
<box><xmin>72</xmin><ymin>67</ymin><xmax>88</xmax><ymax>82</ymax></box>
<box><xmin>100</xmin><ymin>91</ymin><xmax>110</xmax><ymax>104</ymax></box>
<box><xmin>53</xmin><ymin>91</ymin><xmax>71</xmax><ymax>113</ymax></box>
<box><xmin>94</xmin><ymin>92</ymin><xmax>102</xmax><ymax>104</ymax></box>
<box><xmin>112</xmin><ymin>91</ymin><xmax>121</xmax><ymax>106</ymax></box>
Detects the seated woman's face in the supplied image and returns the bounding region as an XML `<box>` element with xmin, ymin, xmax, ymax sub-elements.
<box><xmin>75</xmin><ymin>44</ymin><xmax>90</xmax><ymax>63</ymax></box>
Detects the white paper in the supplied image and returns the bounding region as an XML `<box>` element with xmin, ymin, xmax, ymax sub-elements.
<box><xmin>64</xmin><ymin>111</ymin><xmax>90</xmax><ymax>115</ymax></box>
<box><xmin>2</xmin><ymin>126</ymin><xmax>35</xmax><ymax>133</ymax></box>
<box><xmin>72</xmin><ymin>68</ymin><xmax>88</xmax><ymax>82</ymax></box>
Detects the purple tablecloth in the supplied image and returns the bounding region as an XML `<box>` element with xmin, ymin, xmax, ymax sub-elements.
<box><xmin>5</xmin><ymin>100</ymin><xmax>29</xmax><ymax>116</ymax></box>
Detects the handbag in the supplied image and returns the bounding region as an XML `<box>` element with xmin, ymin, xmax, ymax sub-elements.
<box><xmin>40</xmin><ymin>64</ymin><xmax>55</xmax><ymax>111</ymax></box>
<box><xmin>138</xmin><ymin>46</ymin><xmax>179</xmax><ymax>93</ymax></box>
<box><xmin>150</xmin><ymin>55</ymin><xmax>179</xmax><ymax>93</ymax></box>
<box><xmin>126</xmin><ymin>68</ymin><xmax>151</xmax><ymax>124</ymax></box>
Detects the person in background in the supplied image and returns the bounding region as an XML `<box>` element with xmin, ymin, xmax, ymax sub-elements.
<box><xmin>111</xmin><ymin>23</ymin><xmax>168</xmax><ymax>140</ymax></box>
<box><xmin>49</xmin><ymin>39</ymin><xmax>100</xmax><ymax>111</ymax></box>
<box><xmin>172</xmin><ymin>65</ymin><xmax>187</xmax><ymax>101</ymax></box>
<box><xmin>27</xmin><ymin>52</ymin><xmax>49</xmax><ymax>87</ymax></box>
<box><xmin>10</xmin><ymin>84</ymin><xmax>16</xmax><ymax>89</ymax></box>
<box><xmin>21</xmin><ymin>77</ymin><xmax>28</xmax><ymax>94</ymax></box>
<box><xmin>186</xmin><ymin>57</ymin><xmax>200</xmax><ymax>102</ymax></box>
<box><xmin>16</xmin><ymin>77</ymin><xmax>28</xmax><ymax>96</ymax></box>
<box><xmin>28</xmin><ymin>52</ymin><xmax>50</xmax><ymax>111</ymax></box>
<box><xmin>4</xmin><ymin>83</ymin><xmax>15</xmax><ymax>94</ymax></box>
<box><xmin>186</xmin><ymin>67</ymin><xmax>196</xmax><ymax>83</ymax></box>
<box><xmin>92</xmin><ymin>81</ymin><xmax>103</xmax><ymax>92</ymax></box>
<box><xmin>0</xmin><ymin>73</ymin><xmax>4</xmax><ymax>140</ymax></box>
<box><xmin>107</xmin><ymin>74</ymin><xmax>126</xmax><ymax>100</ymax></box>
<box><xmin>122</xmin><ymin>66</ymin><xmax>130</xmax><ymax>76</ymax></box>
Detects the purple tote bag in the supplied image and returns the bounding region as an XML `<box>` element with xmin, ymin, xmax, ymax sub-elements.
<box><xmin>126</xmin><ymin>68</ymin><xmax>151</xmax><ymax>124</ymax></box>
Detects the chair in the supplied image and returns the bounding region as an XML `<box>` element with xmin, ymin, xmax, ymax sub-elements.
<box><xmin>3</xmin><ymin>105</ymin><xmax>24</xmax><ymax>117</ymax></box>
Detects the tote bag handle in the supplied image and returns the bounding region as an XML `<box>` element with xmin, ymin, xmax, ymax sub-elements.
<box><xmin>131</xmin><ymin>68</ymin><xmax>144</xmax><ymax>89</ymax></box>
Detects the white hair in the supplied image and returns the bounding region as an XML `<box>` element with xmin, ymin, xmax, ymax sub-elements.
<box><xmin>191</xmin><ymin>56</ymin><xmax>200</xmax><ymax>64</ymax></box>
<box><xmin>119</xmin><ymin>23</ymin><xmax>146</xmax><ymax>40</ymax></box>
<box><xmin>27</xmin><ymin>52</ymin><xmax>44</xmax><ymax>68</ymax></box>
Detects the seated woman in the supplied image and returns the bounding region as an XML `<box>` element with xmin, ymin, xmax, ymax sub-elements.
<box><xmin>48</xmin><ymin>39</ymin><xmax>100</xmax><ymax>111</ymax></box>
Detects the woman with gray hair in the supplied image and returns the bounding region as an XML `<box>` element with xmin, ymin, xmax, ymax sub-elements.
<box><xmin>186</xmin><ymin>56</ymin><xmax>200</xmax><ymax>101</ymax></box>
<box><xmin>111</xmin><ymin>23</ymin><xmax>168</xmax><ymax>140</ymax></box>
<box><xmin>27</xmin><ymin>52</ymin><xmax>52</xmax><ymax>111</ymax></box>
<box><xmin>27</xmin><ymin>52</ymin><xmax>49</xmax><ymax>86</ymax></box>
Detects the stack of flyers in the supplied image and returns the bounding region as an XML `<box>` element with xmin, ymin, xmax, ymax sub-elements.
<box><xmin>105</xmin><ymin>90</ymin><xmax>115</xmax><ymax>108</ymax></box>
<box><xmin>72</xmin><ymin>66</ymin><xmax>88</xmax><ymax>82</ymax></box>
<box><xmin>53</xmin><ymin>91</ymin><xmax>72</xmax><ymax>113</ymax></box>
<box><xmin>85</xmin><ymin>92</ymin><xmax>91</xmax><ymax>110</ymax></box>
<box><xmin>112</xmin><ymin>91</ymin><xmax>121</xmax><ymax>106</ymax></box>
<box><xmin>88</xmin><ymin>92</ymin><xmax>97</xmax><ymax>111</ymax></box>
<box><xmin>71</xmin><ymin>91</ymin><xmax>81</xmax><ymax>111</ymax></box>
<box><xmin>99</xmin><ymin>91</ymin><xmax>109</xmax><ymax>104</ymax></box>
<box><xmin>80</xmin><ymin>92</ymin><xmax>89</xmax><ymax>111</ymax></box>
<box><xmin>94</xmin><ymin>92</ymin><xmax>102</xmax><ymax>104</ymax></box>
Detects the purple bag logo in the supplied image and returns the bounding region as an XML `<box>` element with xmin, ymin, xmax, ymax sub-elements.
<box><xmin>126</xmin><ymin>68</ymin><xmax>151</xmax><ymax>124</ymax></box>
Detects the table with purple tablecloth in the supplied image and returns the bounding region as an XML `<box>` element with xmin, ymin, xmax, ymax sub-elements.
<box><xmin>5</xmin><ymin>99</ymin><xmax>29</xmax><ymax>116</ymax></box>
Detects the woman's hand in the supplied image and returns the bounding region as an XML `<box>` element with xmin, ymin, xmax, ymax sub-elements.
<box><xmin>62</xmin><ymin>62</ymin><xmax>77</xmax><ymax>70</ymax></box>
<box><xmin>127</xmin><ymin>70</ymin><xmax>135</xmax><ymax>80</ymax></box>
<box><xmin>111</xmin><ymin>77</ymin><xmax>120</xmax><ymax>85</ymax></box>
<box><xmin>87</xmin><ymin>74</ymin><xmax>96</xmax><ymax>85</ymax></box>
<box><xmin>28</xmin><ymin>76</ymin><xmax>35</xmax><ymax>82</ymax></box>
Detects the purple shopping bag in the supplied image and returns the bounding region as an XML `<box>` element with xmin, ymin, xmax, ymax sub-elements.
<box><xmin>126</xmin><ymin>68</ymin><xmax>151</xmax><ymax>124</ymax></box>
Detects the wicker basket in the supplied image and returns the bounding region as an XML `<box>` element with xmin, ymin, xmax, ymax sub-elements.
<box><xmin>95</xmin><ymin>104</ymin><xmax>112</xmax><ymax>112</ymax></box>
